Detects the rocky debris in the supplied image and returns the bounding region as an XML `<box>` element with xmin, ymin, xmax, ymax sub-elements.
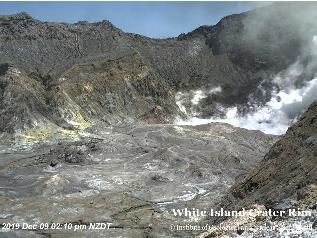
<box><xmin>226</xmin><ymin>102</ymin><xmax>317</xmax><ymax>208</ymax></box>
<box><xmin>0</xmin><ymin>123</ymin><xmax>277</xmax><ymax>237</ymax></box>
<box><xmin>198</xmin><ymin>209</ymin><xmax>317</xmax><ymax>238</ymax></box>
<box><xmin>35</xmin><ymin>140</ymin><xmax>101</xmax><ymax>166</ymax></box>
<box><xmin>201</xmin><ymin>102</ymin><xmax>317</xmax><ymax>237</ymax></box>
<box><xmin>0</xmin><ymin>63</ymin><xmax>50</xmax><ymax>134</ymax></box>
<box><xmin>0</xmin><ymin>12</ymin><xmax>32</xmax><ymax>21</ymax></box>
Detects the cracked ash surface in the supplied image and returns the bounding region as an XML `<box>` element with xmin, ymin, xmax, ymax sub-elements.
<box><xmin>0</xmin><ymin>123</ymin><xmax>277</xmax><ymax>237</ymax></box>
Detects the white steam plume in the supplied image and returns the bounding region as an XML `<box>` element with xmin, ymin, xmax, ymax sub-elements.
<box><xmin>176</xmin><ymin>35</ymin><xmax>317</xmax><ymax>135</ymax></box>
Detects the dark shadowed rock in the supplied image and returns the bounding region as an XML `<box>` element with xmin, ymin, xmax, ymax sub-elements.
<box><xmin>227</xmin><ymin>102</ymin><xmax>317</xmax><ymax>208</ymax></box>
<box><xmin>1</xmin><ymin>4</ymin><xmax>317</xmax><ymax>136</ymax></box>
<box><xmin>200</xmin><ymin>102</ymin><xmax>317</xmax><ymax>237</ymax></box>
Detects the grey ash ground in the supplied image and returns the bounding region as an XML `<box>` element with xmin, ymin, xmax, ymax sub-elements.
<box><xmin>0</xmin><ymin>123</ymin><xmax>277</xmax><ymax>237</ymax></box>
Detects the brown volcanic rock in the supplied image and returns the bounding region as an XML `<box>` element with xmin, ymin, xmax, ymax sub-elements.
<box><xmin>1</xmin><ymin>4</ymin><xmax>317</xmax><ymax>135</ymax></box>
<box><xmin>47</xmin><ymin>52</ymin><xmax>177</xmax><ymax>125</ymax></box>
<box><xmin>222</xmin><ymin>102</ymin><xmax>317</xmax><ymax>210</ymax></box>
<box><xmin>0</xmin><ymin>63</ymin><xmax>51</xmax><ymax>133</ymax></box>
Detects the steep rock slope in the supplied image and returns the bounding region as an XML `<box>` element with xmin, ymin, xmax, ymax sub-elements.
<box><xmin>0</xmin><ymin>63</ymin><xmax>52</xmax><ymax>133</ymax></box>
<box><xmin>196</xmin><ymin>102</ymin><xmax>317</xmax><ymax>237</ymax></box>
<box><xmin>224</xmin><ymin>101</ymin><xmax>317</xmax><ymax>209</ymax></box>
<box><xmin>1</xmin><ymin>3</ymin><xmax>317</xmax><ymax>136</ymax></box>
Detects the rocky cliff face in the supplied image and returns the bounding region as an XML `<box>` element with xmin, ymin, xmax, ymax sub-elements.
<box><xmin>223</xmin><ymin>102</ymin><xmax>317</xmax><ymax>209</ymax></box>
<box><xmin>199</xmin><ymin>102</ymin><xmax>317</xmax><ymax>237</ymax></box>
<box><xmin>1</xmin><ymin>4</ymin><xmax>317</xmax><ymax>137</ymax></box>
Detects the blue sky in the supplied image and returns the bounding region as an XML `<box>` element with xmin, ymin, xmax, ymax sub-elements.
<box><xmin>0</xmin><ymin>2</ymin><xmax>253</xmax><ymax>38</ymax></box>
